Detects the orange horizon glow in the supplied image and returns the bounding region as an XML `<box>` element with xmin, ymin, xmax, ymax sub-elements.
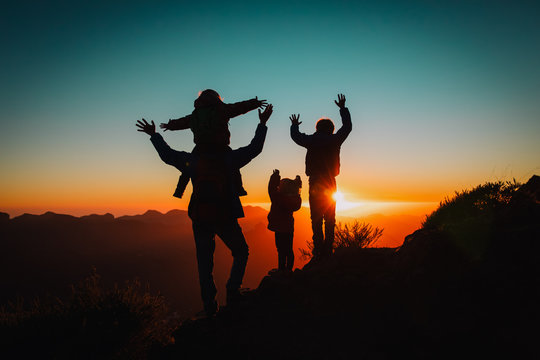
<box><xmin>1</xmin><ymin>179</ymin><xmax>447</xmax><ymax>218</ymax></box>
<box><xmin>1</xmin><ymin>198</ymin><xmax>439</xmax><ymax>219</ymax></box>
<box><xmin>2</xmin><ymin>170</ymin><xmax>526</xmax><ymax>220</ymax></box>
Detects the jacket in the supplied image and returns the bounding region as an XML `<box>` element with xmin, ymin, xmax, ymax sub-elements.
<box><xmin>150</xmin><ymin>123</ymin><xmax>267</xmax><ymax>221</ymax></box>
<box><xmin>166</xmin><ymin>98</ymin><xmax>261</xmax><ymax>145</ymax></box>
<box><xmin>290</xmin><ymin>107</ymin><xmax>352</xmax><ymax>179</ymax></box>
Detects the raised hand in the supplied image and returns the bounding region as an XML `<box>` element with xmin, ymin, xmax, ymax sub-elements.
<box><xmin>255</xmin><ymin>96</ymin><xmax>268</xmax><ymax>109</ymax></box>
<box><xmin>289</xmin><ymin>114</ymin><xmax>301</xmax><ymax>126</ymax></box>
<box><xmin>258</xmin><ymin>104</ymin><xmax>273</xmax><ymax>125</ymax></box>
<box><xmin>334</xmin><ymin>93</ymin><xmax>346</xmax><ymax>109</ymax></box>
<box><xmin>271</xmin><ymin>169</ymin><xmax>281</xmax><ymax>181</ymax></box>
<box><xmin>136</xmin><ymin>118</ymin><xmax>156</xmax><ymax>135</ymax></box>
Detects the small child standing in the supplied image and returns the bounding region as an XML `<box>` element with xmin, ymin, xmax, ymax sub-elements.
<box><xmin>267</xmin><ymin>170</ymin><xmax>302</xmax><ymax>272</ymax></box>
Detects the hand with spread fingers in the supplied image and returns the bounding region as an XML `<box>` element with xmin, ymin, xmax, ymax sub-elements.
<box><xmin>159</xmin><ymin>121</ymin><xmax>172</xmax><ymax>131</ymax></box>
<box><xmin>255</xmin><ymin>96</ymin><xmax>268</xmax><ymax>109</ymax></box>
<box><xmin>258</xmin><ymin>104</ymin><xmax>273</xmax><ymax>125</ymax></box>
<box><xmin>289</xmin><ymin>114</ymin><xmax>301</xmax><ymax>126</ymax></box>
<box><xmin>136</xmin><ymin>118</ymin><xmax>156</xmax><ymax>135</ymax></box>
<box><xmin>334</xmin><ymin>93</ymin><xmax>346</xmax><ymax>109</ymax></box>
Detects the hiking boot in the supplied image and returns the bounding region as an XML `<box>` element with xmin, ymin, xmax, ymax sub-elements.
<box><xmin>268</xmin><ymin>268</ymin><xmax>286</xmax><ymax>276</ymax></box>
<box><xmin>194</xmin><ymin>300</ymin><xmax>218</xmax><ymax>319</ymax></box>
<box><xmin>303</xmin><ymin>255</ymin><xmax>323</xmax><ymax>270</ymax></box>
<box><xmin>226</xmin><ymin>288</ymin><xmax>249</xmax><ymax>307</ymax></box>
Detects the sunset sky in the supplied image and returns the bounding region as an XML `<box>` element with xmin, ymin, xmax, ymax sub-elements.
<box><xmin>1</xmin><ymin>0</ymin><xmax>539</xmax><ymax>218</ymax></box>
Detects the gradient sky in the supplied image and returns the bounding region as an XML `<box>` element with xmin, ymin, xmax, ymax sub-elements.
<box><xmin>1</xmin><ymin>0</ymin><xmax>539</xmax><ymax>217</ymax></box>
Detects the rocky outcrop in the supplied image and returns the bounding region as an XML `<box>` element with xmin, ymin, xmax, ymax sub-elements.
<box><xmin>154</xmin><ymin>176</ymin><xmax>540</xmax><ymax>359</ymax></box>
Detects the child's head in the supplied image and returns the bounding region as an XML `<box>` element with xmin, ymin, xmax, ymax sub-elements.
<box><xmin>279</xmin><ymin>176</ymin><xmax>302</xmax><ymax>195</ymax></box>
<box><xmin>315</xmin><ymin>118</ymin><xmax>335</xmax><ymax>134</ymax></box>
<box><xmin>194</xmin><ymin>89</ymin><xmax>224</xmax><ymax>108</ymax></box>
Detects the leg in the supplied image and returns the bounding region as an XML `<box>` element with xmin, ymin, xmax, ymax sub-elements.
<box><xmin>191</xmin><ymin>221</ymin><xmax>218</xmax><ymax>313</ymax></box>
<box><xmin>284</xmin><ymin>232</ymin><xmax>294</xmax><ymax>270</ymax></box>
<box><xmin>309</xmin><ymin>191</ymin><xmax>325</xmax><ymax>258</ymax></box>
<box><xmin>323</xmin><ymin>199</ymin><xmax>336</xmax><ymax>257</ymax></box>
<box><xmin>216</xmin><ymin>219</ymin><xmax>249</xmax><ymax>292</ymax></box>
<box><xmin>275</xmin><ymin>232</ymin><xmax>287</xmax><ymax>270</ymax></box>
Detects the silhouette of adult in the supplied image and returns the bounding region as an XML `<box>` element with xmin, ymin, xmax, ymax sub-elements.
<box><xmin>136</xmin><ymin>104</ymin><xmax>273</xmax><ymax>316</ymax></box>
<box><xmin>290</xmin><ymin>94</ymin><xmax>352</xmax><ymax>263</ymax></box>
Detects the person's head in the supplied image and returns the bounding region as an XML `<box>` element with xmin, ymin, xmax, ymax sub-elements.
<box><xmin>279</xmin><ymin>176</ymin><xmax>302</xmax><ymax>196</ymax></box>
<box><xmin>194</xmin><ymin>89</ymin><xmax>223</xmax><ymax>108</ymax></box>
<box><xmin>315</xmin><ymin>118</ymin><xmax>335</xmax><ymax>134</ymax></box>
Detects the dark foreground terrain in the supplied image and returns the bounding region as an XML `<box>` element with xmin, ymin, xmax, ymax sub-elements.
<box><xmin>155</xmin><ymin>176</ymin><xmax>539</xmax><ymax>359</ymax></box>
<box><xmin>2</xmin><ymin>176</ymin><xmax>538</xmax><ymax>359</ymax></box>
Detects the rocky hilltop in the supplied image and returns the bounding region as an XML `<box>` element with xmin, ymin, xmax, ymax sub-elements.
<box><xmin>155</xmin><ymin>176</ymin><xmax>539</xmax><ymax>359</ymax></box>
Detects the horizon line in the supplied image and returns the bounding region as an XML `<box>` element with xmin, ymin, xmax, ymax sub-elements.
<box><xmin>1</xmin><ymin>200</ymin><xmax>439</xmax><ymax>219</ymax></box>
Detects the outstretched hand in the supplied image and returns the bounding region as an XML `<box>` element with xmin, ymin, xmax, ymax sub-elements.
<box><xmin>255</xmin><ymin>96</ymin><xmax>268</xmax><ymax>109</ymax></box>
<box><xmin>289</xmin><ymin>114</ymin><xmax>301</xmax><ymax>126</ymax></box>
<box><xmin>159</xmin><ymin>121</ymin><xmax>172</xmax><ymax>131</ymax></box>
<box><xmin>334</xmin><ymin>93</ymin><xmax>346</xmax><ymax>109</ymax></box>
<box><xmin>258</xmin><ymin>104</ymin><xmax>273</xmax><ymax>125</ymax></box>
<box><xmin>136</xmin><ymin>118</ymin><xmax>156</xmax><ymax>135</ymax></box>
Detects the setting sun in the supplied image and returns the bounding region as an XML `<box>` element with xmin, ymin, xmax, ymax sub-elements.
<box><xmin>332</xmin><ymin>191</ymin><xmax>344</xmax><ymax>203</ymax></box>
<box><xmin>332</xmin><ymin>191</ymin><xmax>360</xmax><ymax>212</ymax></box>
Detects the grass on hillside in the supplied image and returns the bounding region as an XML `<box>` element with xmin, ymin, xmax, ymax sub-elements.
<box><xmin>420</xmin><ymin>180</ymin><xmax>521</xmax><ymax>260</ymax></box>
<box><xmin>300</xmin><ymin>221</ymin><xmax>384</xmax><ymax>259</ymax></box>
<box><xmin>0</xmin><ymin>268</ymin><xmax>174</xmax><ymax>359</ymax></box>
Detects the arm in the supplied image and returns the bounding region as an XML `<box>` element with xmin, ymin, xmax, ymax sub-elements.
<box><xmin>289</xmin><ymin>114</ymin><xmax>312</xmax><ymax>148</ymax></box>
<box><xmin>136</xmin><ymin>118</ymin><xmax>190</xmax><ymax>171</ymax></box>
<box><xmin>232</xmin><ymin>123</ymin><xmax>267</xmax><ymax>168</ymax></box>
<box><xmin>159</xmin><ymin>114</ymin><xmax>192</xmax><ymax>131</ymax></box>
<box><xmin>232</xmin><ymin>104</ymin><xmax>272</xmax><ymax>168</ymax></box>
<box><xmin>225</xmin><ymin>97</ymin><xmax>267</xmax><ymax>119</ymax></box>
<box><xmin>334</xmin><ymin>94</ymin><xmax>352</xmax><ymax>143</ymax></box>
<box><xmin>149</xmin><ymin>133</ymin><xmax>190</xmax><ymax>172</ymax></box>
<box><xmin>268</xmin><ymin>170</ymin><xmax>281</xmax><ymax>201</ymax></box>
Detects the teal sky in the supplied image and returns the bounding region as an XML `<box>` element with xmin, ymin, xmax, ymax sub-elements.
<box><xmin>1</xmin><ymin>0</ymin><xmax>539</xmax><ymax>215</ymax></box>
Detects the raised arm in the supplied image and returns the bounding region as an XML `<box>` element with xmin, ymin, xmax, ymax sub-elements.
<box><xmin>289</xmin><ymin>114</ymin><xmax>312</xmax><ymax>147</ymax></box>
<box><xmin>232</xmin><ymin>104</ymin><xmax>272</xmax><ymax>168</ymax></box>
<box><xmin>160</xmin><ymin>114</ymin><xmax>192</xmax><ymax>132</ymax></box>
<box><xmin>268</xmin><ymin>169</ymin><xmax>281</xmax><ymax>201</ymax></box>
<box><xmin>136</xmin><ymin>118</ymin><xmax>189</xmax><ymax>171</ymax></box>
<box><xmin>334</xmin><ymin>94</ymin><xmax>352</xmax><ymax>143</ymax></box>
<box><xmin>225</xmin><ymin>97</ymin><xmax>267</xmax><ymax>119</ymax></box>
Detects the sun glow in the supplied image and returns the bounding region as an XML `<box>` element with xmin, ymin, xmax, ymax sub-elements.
<box><xmin>332</xmin><ymin>191</ymin><xmax>360</xmax><ymax>212</ymax></box>
<box><xmin>332</xmin><ymin>191</ymin><xmax>344</xmax><ymax>202</ymax></box>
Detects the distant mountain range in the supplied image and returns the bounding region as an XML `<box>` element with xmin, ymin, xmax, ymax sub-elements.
<box><xmin>0</xmin><ymin>205</ymin><xmax>422</xmax><ymax>317</ymax></box>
